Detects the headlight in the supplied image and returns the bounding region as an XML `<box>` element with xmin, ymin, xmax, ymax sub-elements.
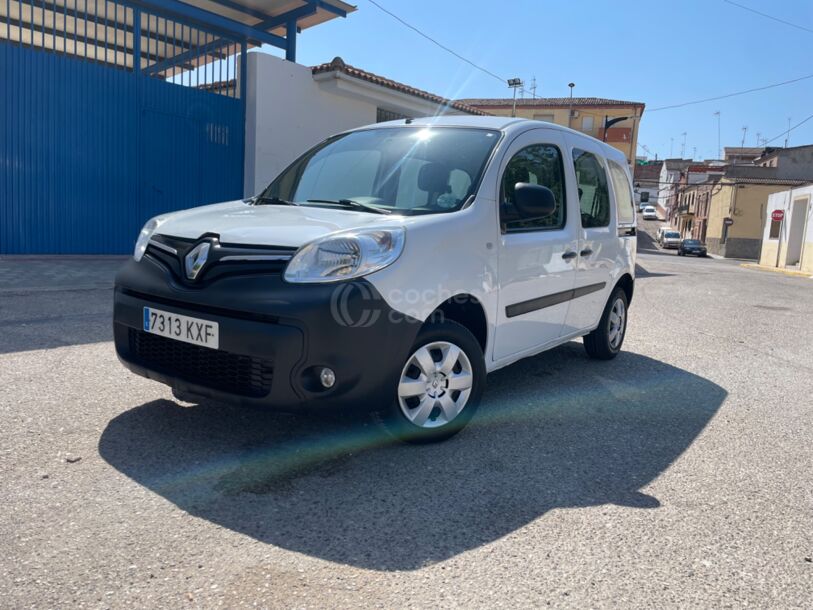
<box><xmin>284</xmin><ymin>228</ymin><xmax>405</xmax><ymax>283</ymax></box>
<box><xmin>133</xmin><ymin>216</ymin><xmax>164</xmax><ymax>262</ymax></box>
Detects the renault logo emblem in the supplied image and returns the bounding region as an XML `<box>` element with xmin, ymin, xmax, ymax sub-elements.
<box><xmin>184</xmin><ymin>242</ymin><xmax>210</xmax><ymax>280</ymax></box>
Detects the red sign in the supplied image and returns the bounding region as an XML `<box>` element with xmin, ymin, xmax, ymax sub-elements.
<box><xmin>771</xmin><ymin>210</ymin><xmax>785</xmax><ymax>222</ymax></box>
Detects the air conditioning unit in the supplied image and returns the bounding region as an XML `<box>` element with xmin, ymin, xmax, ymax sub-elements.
<box><xmin>570</xmin><ymin>110</ymin><xmax>580</xmax><ymax>118</ymax></box>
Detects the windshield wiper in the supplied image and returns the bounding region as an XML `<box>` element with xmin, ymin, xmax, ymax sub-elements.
<box><xmin>306</xmin><ymin>198</ymin><xmax>391</xmax><ymax>215</ymax></box>
<box><xmin>251</xmin><ymin>195</ymin><xmax>300</xmax><ymax>206</ymax></box>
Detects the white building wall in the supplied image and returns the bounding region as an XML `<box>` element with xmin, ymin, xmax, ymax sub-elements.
<box><xmin>243</xmin><ymin>52</ymin><xmax>474</xmax><ymax>196</ymax></box>
<box><xmin>244</xmin><ymin>52</ymin><xmax>377</xmax><ymax>196</ymax></box>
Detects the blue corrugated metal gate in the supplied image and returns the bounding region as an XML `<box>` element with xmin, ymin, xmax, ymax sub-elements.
<box><xmin>0</xmin><ymin>0</ymin><xmax>247</xmax><ymax>254</ymax></box>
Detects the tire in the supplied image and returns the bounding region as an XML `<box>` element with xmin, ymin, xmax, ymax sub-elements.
<box><xmin>583</xmin><ymin>287</ymin><xmax>629</xmax><ymax>360</ymax></box>
<box><xmin>377</xmin><ymin>320</ymin><xmax>486</xmax><ymax>443</ymax></box>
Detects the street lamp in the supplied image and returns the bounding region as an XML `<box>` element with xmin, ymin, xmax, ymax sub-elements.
<box><xmin>568</xmin><ymin>82</ymin><xmax>575</xmax><ymax>128</ymax></box>
<box><xmin>507</xmin><ymin>78</ymin><xmax>523</xmax><ymax>117</ymax></box>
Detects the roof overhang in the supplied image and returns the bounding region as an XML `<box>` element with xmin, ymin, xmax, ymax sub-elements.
<box><xmin>313</xmin><ymin>70</ymin><xmax>475</xmax><ymax>117</ymax></box>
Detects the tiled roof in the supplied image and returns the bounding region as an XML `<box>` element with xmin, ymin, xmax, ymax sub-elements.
<box><xmin>664</xmin><ymin>159</ymin><xmax>693</xmax><ymax>170</ymax></box>
<box><xmin>723</xmin><ymin>165</ymin><xmax>810</xmax><ymax>185</ymax></box>
<box><xmin>311</xmin><ymin>57</ymin><xmax>489</xmax><ymax>116</ymax></box>
<box><xmin>633</xmin><ymin>162</ymin><xmax>662</xmax><ymax>181</ymax></box>
<box><xmin>457</xmin><ymin>96</ymin><xmax>645</xmax><ymax>109</ymax></box>
<box><xmin>687</xmin><ymin>164</ymin><xmax>725</xmax><ymax>173</ymax></box>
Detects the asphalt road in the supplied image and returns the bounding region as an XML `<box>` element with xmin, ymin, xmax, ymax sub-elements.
<box><xmin>1</xmin><ymin>224</ymin><xmax>812</xmax><ymax>608</ymax></box>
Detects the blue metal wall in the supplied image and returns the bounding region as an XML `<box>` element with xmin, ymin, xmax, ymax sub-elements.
<box><xmin>0</xmin><ymin>1</ymin><xmax>245</xmax><ymax>254</ymax></box>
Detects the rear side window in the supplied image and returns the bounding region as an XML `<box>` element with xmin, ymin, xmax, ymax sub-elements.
<box><xmin>608</xmin><ymin>160</ymin><xmax>635</xmax><ymax>225</ymax></box>
<box><xmin>500</xmin><ymin>144</ymin><xmax>566</xmax><ymax>232</ymax></box>
<box><xmin>573</xmin><ymin>149</ymin><xmax>610</xmax><ymax>228</ymax></box>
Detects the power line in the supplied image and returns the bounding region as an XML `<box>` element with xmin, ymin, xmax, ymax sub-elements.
<box><xmin>647</xmin><ymin>73</ymin><xmax>813</xmax><ymax>112</ymax></box>
<box><xmin>366</xmin><ymin>0</ymin><xmax>502</xmax><ymax>82</ymax></box>
<box><xmin>366</xmin><ymin>0</ymin><xmax>813</xmax><ymax>122</ymax></box>
<box><xmin>764</xmin><ymin>113</ymin><xmax>813</xmax><ymax>145</ymax></box>
<box><xmin>723</xmin><ymin>0</ymin><xmax>813</xmax><ymax>36</ymax></box>
<box><xmin>365</xmin><ymin>0</ymin><xmax>539</xmax><ymax>97</ymax></box>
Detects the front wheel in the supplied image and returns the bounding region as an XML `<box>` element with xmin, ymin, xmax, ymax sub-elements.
<box><xmin>377</xmin><ymin>320</ymin><xmax>486</xmax><ymax>443</ymax></box>
<box><xmin>583</xmin><ymin>287</ymin><xmax>629</xmax><ymax>360</ymax></box>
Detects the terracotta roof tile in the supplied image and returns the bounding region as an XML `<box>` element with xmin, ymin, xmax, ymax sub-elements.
<box><xmin>311</xmin><ymin>57</ymin><xmax>490</xmax><ymax>116</ymax></box>
<box><xmin>457</xmin><ymin>96</ymin><xmax>645</xmax><ymax>109</ymax></box>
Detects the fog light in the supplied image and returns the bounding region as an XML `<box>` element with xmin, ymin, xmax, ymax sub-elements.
<box><xmin>319</xmin><ymin>367</ymin><xmax>336</xmax><ymax>389</ymax></box>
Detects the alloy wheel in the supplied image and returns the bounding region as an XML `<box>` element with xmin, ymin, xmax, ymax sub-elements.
<box><xmin>397</xmin><ymin>341</ymin><xmax>474</xmax><ymax>429</ymax></box>
<box><xmin>608</xmin><ymin>297</ymin><xmax>626</xmax><ymax>349</ymax></box>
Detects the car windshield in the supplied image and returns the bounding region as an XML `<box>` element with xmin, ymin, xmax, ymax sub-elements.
<box><xmin>684</xmin><ymin>239</ymin><xmax>701</xmax><ymax>245</ymax></box>
<box><xmin>665</xmin><ymin>232</ymin><xmax>680</xmax><ymax>238</ymax></box>
<box><xmin>260</xmin><ymin>127</ymin><xmax>501</xmax><ymax>215</ymax></box>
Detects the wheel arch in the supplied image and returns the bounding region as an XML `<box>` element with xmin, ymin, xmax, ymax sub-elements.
<box><xmin>614</xmin><ymin>273</ymin><xmax>634</xmax><ymax>306</ymax></box>
<box><xmin>427</xmin><ymin>294</ymin><xmax>488</xmax><ymax>353</ymax></box>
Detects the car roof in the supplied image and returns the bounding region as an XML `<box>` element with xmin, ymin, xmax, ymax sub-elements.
<box><xmin>347</xmin><ymin>116</ymin><xmax>628</xmax><ymax>165</ymax></box>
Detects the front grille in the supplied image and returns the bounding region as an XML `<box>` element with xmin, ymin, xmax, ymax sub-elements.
<box><xmin>129</xmin><ymin>329</ymin><xmax>273</xmax><ymax>398</ymax></box>
<box><xmin>146</xmin><ymin>235</ymin><xmax>297</xmax><ymax>286</ymax></box>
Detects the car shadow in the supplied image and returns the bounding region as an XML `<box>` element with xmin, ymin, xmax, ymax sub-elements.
<box><xmin>635</xmin><ymin>263</ymin><xmax>674</xmax><ymax>278</ymax></box>
<box><xmin>636</xmin><ymin>228</ymin><xmax>676</xmax><ymax>257</ymax></box>
<box><xmin>99</xmin><ymin>342</ymin><xmax>726</xmax><ymax>572</ymax></box>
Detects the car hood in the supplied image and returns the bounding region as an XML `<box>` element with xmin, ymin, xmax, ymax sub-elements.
<box><xmin>154</xmin><ymin>200</ymin><xmax>409</xmax><ymax>248</ymax></box>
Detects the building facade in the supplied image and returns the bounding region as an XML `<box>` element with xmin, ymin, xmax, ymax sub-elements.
<box><xmin>657</xmin><ymin>159</ymin><xmax>693</xmax><ymax>219</ymax></box>
<box><xmin>457</xmin><ymin>97</ymin><xmax>645</xmax><ymax>164</ymax></box>
<box><xmin>758</xmin><ymin>185</ymin><xmax>813</xmax><ymax>273</ymax></box>
<box><xmin>633</xmin><ymin>162</ymin><xmax>663</xmax><ymax>208</ymax></box>
<box><xmin>244</xmin><ymin>55</ymin><xmax>486</xmax><ymax>195</ymax></box>
<box><xmin>705</xmin><ymin>169</ymin><xmax>807</xmax><ymax>259</ymax></box>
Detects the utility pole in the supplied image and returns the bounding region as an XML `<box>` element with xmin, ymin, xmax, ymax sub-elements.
<box><xmin>785</xmin><ymin>117</ymin><xmax>791</xmax><ymax>147</ymax></box>
<box><xmin>567</xmin><ymin>82</ymin><xmax>575</xmax><ymax>128</ymax></box>
<box><xmin>713</xmin><ymin>111</ymin><xmax>721</xmax><ymax>160</ymax></box>
<box><xmin>507</xmin><ymin>78</ymin><xmax>523</xmax><ymax>118</ymax></box>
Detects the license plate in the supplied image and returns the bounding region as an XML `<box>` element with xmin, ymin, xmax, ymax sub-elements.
<box><xmin>143</xmin><ymin>307</ymin><xmax>219</xmax><ymax>349</ymax></box>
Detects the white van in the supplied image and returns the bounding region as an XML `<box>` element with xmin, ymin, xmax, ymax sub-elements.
<box><xmin>114</xmin><ymin>117</ymin><xmax>636</xmax><ymax>442</ymax></box>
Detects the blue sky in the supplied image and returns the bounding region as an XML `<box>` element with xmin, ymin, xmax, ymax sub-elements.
<box><xmin>261</xmin><ymin>0</ymin><xmax>813</xmax><ymax>161</ymax></box>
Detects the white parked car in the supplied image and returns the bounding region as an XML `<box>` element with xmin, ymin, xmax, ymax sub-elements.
<box><xmin>656</xmin><ymin>226</ymin><xmax>672</xmax><ymax>244</ymax></box>
<box><xmin>115</xmin><ymin>117</ymin><xmax>636</xmax><ymax>442</ymax></box>
<box><xmin>642</xmin><ymin>205</ymin><xmax>658</xmax><ymax>220</ymax></box>
<box><xmin>661</xmin><ymin>231</ymin><xmax>682</xmax><ymax>249</ymax></box>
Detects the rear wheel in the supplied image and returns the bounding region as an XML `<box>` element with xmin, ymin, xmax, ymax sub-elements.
<box><xmin>583</xmin><ymin>287</ymin><xmax>628</xmax><ymax>360</ymax></box>
<box><xmin>378</xmin><ymin>320</ymin><xmax>485</xmax><ymax>443</ymax></box>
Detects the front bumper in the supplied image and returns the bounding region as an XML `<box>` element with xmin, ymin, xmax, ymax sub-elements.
<box><xmin>114</xmin><ymin>256</ymin><xmax>420</xmax><ymax>412</ymax></box>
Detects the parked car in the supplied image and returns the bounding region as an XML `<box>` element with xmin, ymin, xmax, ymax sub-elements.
<box><xmin>656</xmin><ymin>226</ymin><xmax>672</xmax><ymax>244</ymax></box>
<box><xmin>678</xmin><ymin>238</ymin><xmax>707</xmax><ymax>257</ymax></box>
<box><xmin>114</xmin><ymin>117</ymin><xmax>636</xmax><ymax>443</ymax></box>
<box><xmin>661</xmin><ymin>231</ymin><xmax>682</xmax><ymax>249</ymax></box>
<box><xmin>642</xmin><ymin>205</ymin><xmax>658</xmax><ymax>220</ymax></box>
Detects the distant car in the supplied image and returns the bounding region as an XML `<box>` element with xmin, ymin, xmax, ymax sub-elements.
<box><xmin>678</xmin><ymin>239</ymin><xmax>707</xmax><ymax>257</ymax></box>
<box><xmin>661</xmin><ymin>231</ymin><xmax>682</xmax><ymax>249</ymax></box>
<box><xmin>642</xmin><ymin>206</ymin><xmax>658</xmax><ymax>220</ymax></box>
<box><xmin>637</xmin><ymin>193</ymin><xmax>651</xmax><ymax>211</ymax></box>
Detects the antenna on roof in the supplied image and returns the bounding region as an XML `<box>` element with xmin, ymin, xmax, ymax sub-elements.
<box><xmin>530</xmin><ymin>76</ymin><xmax>537</xmax><ymax>98</ymax></box>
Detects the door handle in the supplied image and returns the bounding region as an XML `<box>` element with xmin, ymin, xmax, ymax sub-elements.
<box><xmin>580</xmin><ymin>248</ymin><xmax>593</xmax><ymax>257</ymax></box>
<box><xmin>562</xmin><ymin>251</ymin><xmax>578</xmax><ymax>260</ymax></box>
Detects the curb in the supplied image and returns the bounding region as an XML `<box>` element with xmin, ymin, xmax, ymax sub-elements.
<box><xmin>739</xmin><ymin>263</ymin><xmax>813</xmax><ymax>278</ymax></box>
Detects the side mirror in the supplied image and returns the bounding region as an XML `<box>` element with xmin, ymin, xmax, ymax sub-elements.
<box><xmin>513</xmin><ymin>183</ymin><xmax>556</xmax><ymax>219</ymax></box>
